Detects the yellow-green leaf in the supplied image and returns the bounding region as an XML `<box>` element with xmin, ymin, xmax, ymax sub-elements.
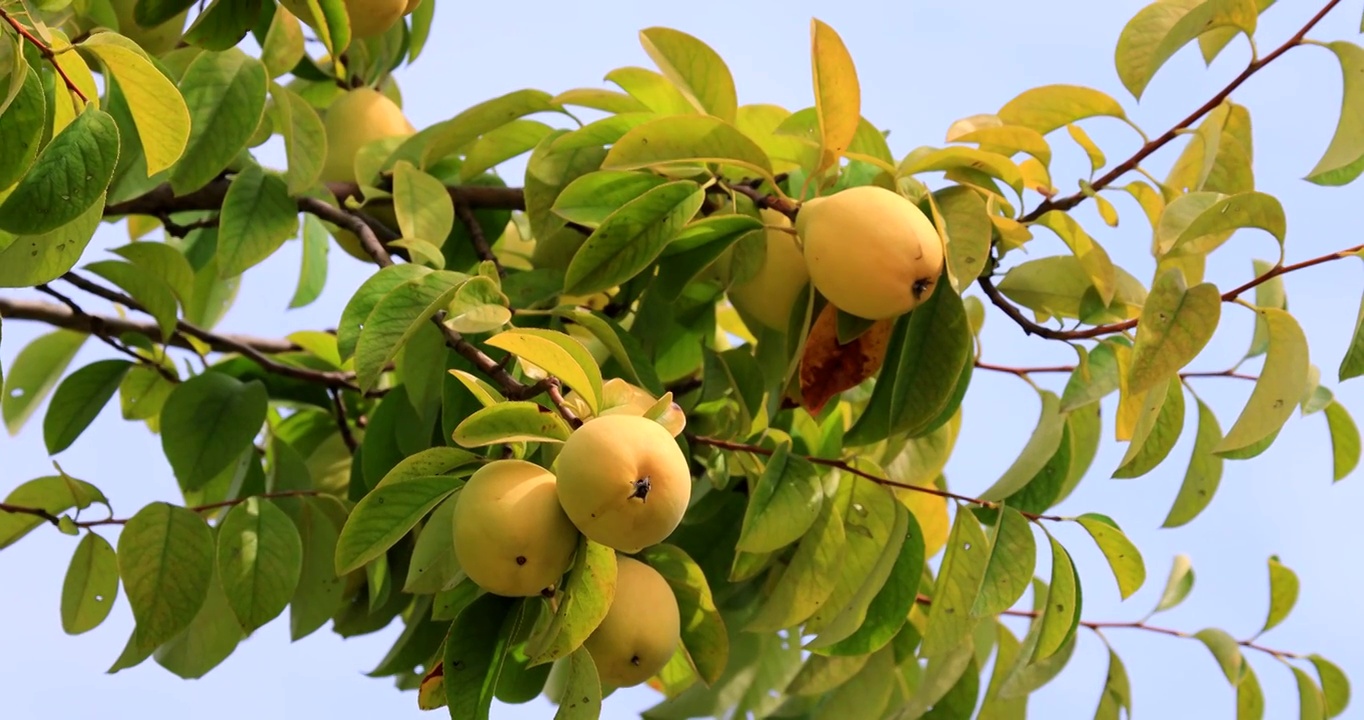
<box><xmin>605</xmin><ymin>66</ymin><xmax>696</xmax><ymax>116</ymax></box>
<box><xmin>421</xmin><ymin>89</ymin><xmax>562</xmax><ymax>168</ymax></box>
<box><xmin>452</xmin><ymin>401</ymin><xmax>574</xmax><ymax>447</ymax></box>
<box><xmin>979</xmin><ymin>390</ymin><xmax>1066</xmax><ymax>501</ymax></box>
<box><xmin>552</xmin><ymin>647</ymin><xmax>604</xmax><ymax>720</ymax></box>
<box><xmin>932</xmin><ymin>186</ymin><xmax>992</xmax><ymax>294</ymax></box>
<box><xmin>1324</xmin><ymin>400</ymin><xmax>1361</xmax><ymax>482</ymax></box>
<box><xmin>334</xmin><ymin>475</ymin><xmax>463</xmax><ymax>575</ymax></box>
<box><xmin>638</xmin><ymin>543</ymin><xmax>729</xmax><ymax>685</ymax></box>
<box><xmin>551</xmin><ymin>87</ymin><xmax>649</xmax><ymax>114</ymax></box>
<box><xmin>898</xmin><ymin>146</ymin><xmax>1023</xmax><ymax>196</ymax></box>
<box><xmin>810</xmin><ymin>18</ymin><xmax>861</xmax><ymax>175</ymax></box>
<box><xmin>1307</xmin><ymin>42</ymin><xmax>1364</xmax><ymax>186</ymax></box>
<box><xmin>919</xmin><ymin>507</ymin><xmax>989</xmax><ymax>658</ymax></box>
<box><xmin>392</xmin><ymin>160</ymin><xmax>455</xmax><ymax>245</ymax></box>
<box><xmin>1152</xmin><ymin>553</ymin><xmax>1195</xmax><ymax>615</ymax></box>
<box><xmin>1166</xmin><ymin>191</ymin><xmax>1286</xmax><ymax>261</ymax></box>
<box><xmin>1216</xmin><ymin>308</ymin><xmax>1309</xmax><ymax>455</ymax></box>
<box><xmin>997</xmin><ymin>84</ymin><xmax>1128</xmax><ymax>135</ymax></box>
<box><xmin>526</xmin><ymin>536</ymin><xmax>616</xmax><ymax>665</ymax></box>
<box><xmin>81</xmin><ymin>32</ymin><xmax>190</xmax><ymax>175</ymax></box>
<box><xmin>1127</xmin><ymin>268</ymin><xmax>1222</xmax><ymax>394</ymax></box>
<box><xmin>736</xmin><ymin>441</ymin><xmax>823</xmax><ymax>554</ymax></box>
<box><xmin>1115</xmin><ymin>0</ymin><xmax>1236</xmax><ymax>100</ymax></box>
<box><xmin>1034</xmin><ymin>533</ymin><xmax>1081</xmax><ymax>661</ymax></box>
<box><xmin>117</xmin><ymin>502</ymin><xmax>216</xmax><ymax>649</ymax></box>
<box><xmin>1260</xmin><ymin>555</ymin><xmax>1298</xmax><ymax>635</ymax></box>
<box><xmin>1195</xmin><ymin>627</ymin><xmax>1247</xmax><ymax>684</ymax></box>
<box><xmin>460</xmin><ymin>119</ymin><xmax>555</xmax><ymax>181</ymax></box>
<box><xmin>216</xmin><ymin>497</ymin><xmax>303</xmax><ymax>634</ymax></box>
<box><xmin>1162</xmin><ymin>395</ymin><xmax>1226</xmax><ymax>528</ymax></box>
<box><xmin>744</xmin><ymin>487</ymin><xmax>847</xmax><ymax>633</ymax></box>
<box><xmin>485</xmin><ymin>328</ymin><xmax>604</xmax><ymax>414</ymax></box>
<box><xmin>951</xmin><ymin>125</ymin><xmax>1051</xmax><ymax>166</ymax></box>
<box><xmin>638</xmin><ymin>27</ymin><xmax>737</xmax><ymax>123</ymax></box>
<box><xmin>1033</xmin><ymin>210</ymin><xmax>1118</xmax><ymax>305</ymax></box>
<box><xmin>601</xmin><ymin>115</ymin><xmax>774</xmax><ymax>181</ymax></box>
<box><xmin>1310</xmin><ymin>654</ymin><xmax>1352</xmax><ymax>718</ymax></box>
<box><xmin>563</xmin><ymin>180</ymin><xmax>704</xmax><ymax>296</ymax></box>
<box><xmin>1075</xmin><ymin>513</ymin><xmax>1146</xmax><ymax>600</ymax></box>
<box><xmin>61</xmin><ymin>531</ymin><xmax>120</xmax><ymax>635</ymax></box>
<box><xmin>971</xmin><ymin>506</ymin><xmax>1036</xmax><ymax>617</ymax></box>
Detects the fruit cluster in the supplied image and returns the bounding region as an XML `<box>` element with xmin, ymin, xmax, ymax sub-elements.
<box><xmin>451</xmin><ymin>389</ymin><xmax>691</xmax><ymax>690</ymax></box>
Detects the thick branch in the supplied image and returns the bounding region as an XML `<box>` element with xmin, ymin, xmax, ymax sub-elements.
<box><xmin>688</xmin><ymin>434</ymin><xmax>1063</xmax><ymax>522</ymax></box>
<box><xmin>0</xmin><ymin>490</ymin><xmax>320</xmax><ymax>529</ymax></box>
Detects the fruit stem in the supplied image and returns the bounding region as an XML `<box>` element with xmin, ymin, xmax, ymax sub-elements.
<box><xmin>629</xmin><ymin>477</ymin><xmax>651</xmax><ymax>502</ymax></box>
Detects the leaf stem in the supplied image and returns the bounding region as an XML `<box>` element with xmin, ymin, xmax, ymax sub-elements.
<box><xmin>0</xmin><ymin>490</ymin><xmax>320</xmax><ymax>529</ymax></box>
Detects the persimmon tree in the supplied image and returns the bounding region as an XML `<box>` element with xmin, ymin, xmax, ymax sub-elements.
<box><xmin>1</xmin><ymin>0</ymin><xmax>1362</xmax><ymax>718</ymax></box>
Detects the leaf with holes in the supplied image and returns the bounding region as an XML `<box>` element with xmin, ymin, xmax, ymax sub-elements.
<box><xmin>1075</xmin><ymin>513</ymin><xmax>1146</xmax><ymax>600</ymax></box>
<box><xmin>0</xmin><ymin>107</ymin><xmax>118</xmax><ymax>235</ymax></box>
<box><xmin>61</xmin><ymin>531</ymin><xmax>120</xmax><ymax>635</ymax></box>
<box><xmin>3</xmin><ymin>329</ymin><xmax>88</xmax><ymax>436</ymax></box>
<box><xmin>920</xmin><ymin>508</ymin><xmax>989</xmax><ymax>659</ymax></box>
<box><xmin>971</xmin><ymin>506</ymin><xmax>1036</xmax><ymax>618</ymax></box>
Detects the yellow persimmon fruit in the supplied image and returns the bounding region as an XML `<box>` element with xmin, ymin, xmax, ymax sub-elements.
<box><xmin>798</xmin><ymin>185</ymin><xmax>945</xmax><ymax>320</ymax></box>
<box><xmin>728</xmin><ymin>208</ymin><xmax>810</xmax><ymax>331</ymax></box>
<box><xmin>110</xmin><ymin>0</ymin><xmax>189</xmax><ymax>56</ymax></box>
<box><xmin>582</xmin><ymin>556</ymin><xmax>681</xmax><ymax>688</ymax></box>
<box><xmin>344</xmin><ymin>0</ymin><xmax>407</xmax><ymax>38</ymax></box>
<box><xmin>554</xmin><ymin>414</ymin><xmax>691</xmax><ymax>553</ymax></box>
<box><xmin>320</xmin><ymin>87</ymin><xmax>416</xmax><ymax>185</ymax></box>
<box><xmin>404</xmin><ymin>0</ymin><xmax>423</xmax><ymax>14</ymax></box>
<box><xmin>452</xmin><ymin>459</ymin><xmax>581</xmax><ymax>597</ymax></box>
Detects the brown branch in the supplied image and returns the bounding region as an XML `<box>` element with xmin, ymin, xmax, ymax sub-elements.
<box><xmin>34</xmin><ymin>283</ymin><xmax>179</xmax><ymax>382</ymax></box>
<box><xmin>1020</xmin><ymin>0</ymin><xmax>1344</xmax><ymax>223</ymax></box>
<box><xmin>0</xmin><ymin>296</ymin><xmax>299</xmax><ymax>354</ymax></box>
<box><xmin>59</xmin><ymin>272</ymin><xmax>374</xmax><ymax>395</ymax></box>
<box><xmin>975</xmin><ymin>360</ymin><xmax>1257</xmax><ymax>382</ymax></box>
<box><xmin>329</xmin><ymin>387</ymin><xmax>359</xmax><ymax>454</ymax></box>
<box><xmin>0</xmin><ymin>8</ymin><xmax>88</xmax><ymax>103</ymax></box>
<box><xmin>0</xmin><ymin>490</ymin><xmax>321</xmax><ymax>529</ymax></box>
<box><xmin>687</xmin><ymin>434</ymin><xmax>1064</xmax><ymax>522</ymax></box>
<box><xmin>721</xmin><ymin>180</ymin><xmax>800</xmax><ymax>219</ymax></box>
<box><xmin>914</xmin><ymin>594</ymin><xmax>1300</xmax><ymax>659</ymax></box>
<box><xmin>455</xmin><ymin>198</ymin><xmax>504</xmax><ymax>277</ymax></box>
<box><xmin>546</xmin><ymin>379</ymin><xmax>582</xmax><ymax>428</ymax></box>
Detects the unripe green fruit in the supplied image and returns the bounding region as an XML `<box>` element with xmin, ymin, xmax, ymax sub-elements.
<box><xmin>452</xmin><ymin>460</ymin><xmax>580</xmax><ymax>597</ymax></box>
<box><xmin>798</xmin><ymin>185</ymin><xmax>945</xmax><ymax>320</ymax></box>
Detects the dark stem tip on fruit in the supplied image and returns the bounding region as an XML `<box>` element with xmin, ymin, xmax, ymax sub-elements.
<box><xmin>912</xmin><ymin>277</ymin><xmax>934</xmax><ymax>299</ymax></box>
<box><xmin>630</xmin><ymin>476</ymin><xmax>652</xmax><ymax>502</ymax></box>
<box><xmin>630</xmin><ymin>655</ymin><xmax>641</xmax><ymax>666</ymax></box>
<box><xmin>515</xmin><ymin>555</ymin><xmax>527</xmax><ymax>565</ymax></box>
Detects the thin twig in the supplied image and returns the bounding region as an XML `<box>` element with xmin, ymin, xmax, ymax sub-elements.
<box><xmin>913</xmin><ymin>594</ymin><xmax>1300</xmax><ymax>659</ymax></box>
<box><xmin>687</xmin><ymin>434</ymin><xmax>1064</xmax><ymax>522</ymax></box>
<box><xmin>0</xmin><ymin>8</ymin><xmax>88</xmax><ymax>102</ymax></box>
<box><xmin>0</xmin><ymin>490</ymin><xmax>321</xmax><ymax>529</ymax></box>
<box><xmin>34</xmin><ymin>284</ymin><xmax>179</xmax><ymax>382</ymax></box>
<box><xmin>455</xmin><ymin>198</ymin><xmax>504</xmax><ymax>277</ymax></box>
<box><xmin>546</xmin><ymin>379</ymin><xmax>582</xmax><ymax>428</ymax></box>
<box><xmin>329</xmin><ymin>387</ymin><xmax>359</xmax><ymax>454</ymax></box>
<box><xmin>975</xmin><ymin>360</ymin><xmax>1257</xmax><ymax>382</ymax></box>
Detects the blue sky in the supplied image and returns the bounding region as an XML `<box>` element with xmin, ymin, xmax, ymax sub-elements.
<box><xmin>3</xmin><ymin>1</ymin><xmax>1363</xmax><ymax>718</ymax></box>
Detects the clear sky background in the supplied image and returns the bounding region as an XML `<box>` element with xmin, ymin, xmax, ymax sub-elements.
<box><xmin>3</xmin><ymin>1</ymin><xmax>1363</xmax><ymax>718</ymax></box>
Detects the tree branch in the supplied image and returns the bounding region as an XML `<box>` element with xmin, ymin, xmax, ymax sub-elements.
<box><xmin>0</xmin><ymin>490</ymin><xmax>321</xmax><ymax>529</ymax></box>
<box><xmin>975</xmin><ymin>360</ymin><xmax>1257</xmax><ymax>382</ymax></box>
<box><xmin>0</xmin><ymin>8</ymin><xmax>88</xmax><ymax>102</ymax></box>
<box><xmin>914</xmin><ymin>594</ymin><xmax>1301</xmax><ymax>660</ymax></box>
<box><xmin>329</xmin><ymin>387</ymin><xmax>359</xmax><ymax>454</ymax></box>
<box><xmin>687</xmin><ymin>434</ymin><xmax>1064</xmax><ymax>522</ymax></box>
<box><xmin>455</xmin><ymin>198</ymin><xmax>504</xmax><ymax>277</ymax></box>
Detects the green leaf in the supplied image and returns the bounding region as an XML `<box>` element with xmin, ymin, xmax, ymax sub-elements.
<box><xmin>182</xmin><ymin>0</ymin><xmax>259</xmax><ymax>50</ymax></box>
<box><xmin>816</xmin><ymin>507</ymin><xmax>924</xmax><ymax>658</ymax></box>
<box><xmin>451</xmin><ymin>401</ymin><xmax>574</xmax><ymax>447</ymax></box>
<box><xmin>289</xmin><ymin>496</ymin><xmax>345</xmax><ymax>641</ymax></box>
<box><xmin>169</xmin><ymin>49</ymin><xmax>268</xmax><ymax>194</ymax></box>
<box><xmin>550</xmin><ymin>113</ymin><xmax>657</xmax><ymax>152</ymax></box>
<box><xmin>979</xmin><ymin>390</ymin><xmax>1067</xmax><ymax>500</ymax></box>
<box><xmin>998</xmin><ymin>619</ymin><xmax>1078</xmax><ymax>700</ymax></box>
<box><xmin>1162</xmin><ymin>395</ymin><xmax>1226</xmax><ymax>528</ymax></box>
<box><xmin>1075</xmin><ymin>514</ymin><xmax>1146</xmax><ymax>600</ymax></box>
<box><xmin>334</xmin><ymin>475</ymin><xmax>463</xmax><ymax>575</ymax></box>
<box><xmin>638</xmin><ymin>27</ymin><xmax>738</xmax><ymax>122</ymax></box>
<box><xmin>526</xmin><ymin>536</ymin><xmax>616</xmax><ymax>665</ymax></box>
<box><xmin>1216</xmin><ymin>308</ymin><xmax>1309</xmax><ymax>455</ymax></box>
<box><xmin>1152</xmin><ymin>553</ymin><xmax>1195</xmax><ymax>615</ymax></box>
<box><xmin>933</xmin><ymin>185</ymin><xmax>992</xmax><ymax>293</ymax></box>
<box><xmin>996</xmin><ymin>84</ymin><xmax>1128</xmax><ymax>135</ymax></box>
<box><xmin>110</xmin><ymin>241</ymin><xmax>196</xmax><ymax>309</ymax></box>
<box><xmin>1126</xmin><ymin>268</ymin><xmax>1221</xmax><ymax>394</ymax></box>
<box><xmin>1115</xmin><ymin>0</ymin><xmax>1235</xmax><ymax>100</ymax></box>
<box><xmin>736</xmin><ymin>442</ymin><xmax>823</xmax><ymax>554</ymax></box>
<box><xmin>404</xmin><ymin>492</ymin><xmax>462</xmax><ymax>594</ymax></box>
<box><xmin>60</xmin><ymin>531</ymin><xmax>120</xmax><ymax>635</ymax></box>
<box><xmin>605</xmin><ymin>67</ymin><xmax>695</xmax><ymax>115</ymax></box>
<box><xmin>444</xmin><ymin>593</ymin><xmax>521</xmax><ymax>719</ymax></box>
<box><xmin>260</xmin><ymin>5</ymin><xmax>305</xmax><ymax>77</ymax></box>
<box><xmin>269</xmin><ymin>82</ymin><xmax>326</xmax><ymax>195</ymax></box>
<box><xmin>600</xmin><ymin>115</ymin><xmax>775</xmax><ymax>181</ymax></box>
<box><xmin>0</xmin><ymin>473</ymin><xmax>109</xmax><ymax>550</ymax></box>
<box><xmin>1060</xmin><ymin>338</ymin><xmax>1124</xmax><ymax>412</ymax></box>
<box><xmin>1112</xmin><ymin>375</ymin><xmax>1185</xmax><ymax>479</ymax></box>
<box><xmin>153</xmin><ymin>555</ymin><xmax>244</xmax><ymax>680</ymax></box>
<box><xmin>744</xmin><ymin>485</ymin><xmax>847</xmax><ymax>633</ymax></box>
<box><xmin>1310</xmin><ymin>654</ymin><xmax>1352</xmax><ymax>718</ymax></box>
<box><xmin>289</xmin><ymin>214</ymin><xmax>329</xmax><ymax>309</ymax></box>
<box><xmin>1260</xmin><ymin>555</ymin><xmax>1299</xmax><ymax>635</ymax></box>
<box><xmin>1306</xmin><ymin>42</ymin><xmax>1364</xmax><ymax>186</ymax></box>
<box><xmin>80</xmin><ymin>32</ymin><xmax>190</xmax><ymax>175</ymax></box>
<box><xmin>421</xmin><ymin>89</ymin><xmax>562</xmax><ymax>167</ymax></box>
<box><xmin>461</xmin><ymin>120</ymin><xmax>557</xmax><ymax>181</ymax></box>
<box><xmin>995</xmin><ymin>255</ymin><xmax>1147</xmax><ymax>324</ymax></box>
<box><xmin>117</xmin><ymin>502</ymin><xmax>216</xmax><ymax>648</ymax></box>
<box><xmin>485</xmin><ymin>328</ymin><xmax>604</xmax><ymax>414</ymax></box>
<box><xmin>898</xmin><ymin>640</ymin><xmax>976</xmax><ymax>720</ymax></box>
<box><xmin>1032</xmin><ymin>210</ymin><xmax>1118</xmax><ymax>305</ymax></box>
<box><xmin>639</xmin><ymin>544</ymin><xmax>728</xmax><ymax>685</ymax></box>
<box><xmin>563</xmin><ymin>180</ymin><xmax>704</xmax><ymax>296</ymax></box>
<box><xmin>337</xmin><ymin>263</ymin><xmax>430</xmax><ymax>361</ymax></box>
<box><xmin>1292</xmin><ymin>665</ymin><xmax>1327</xmax><ymax>720</ymax></box>
<box><xmin>216</xmin><ymin>497</ymin><xmax>303</xmax><ymax>634</ymax></box>
<box><xmin>3</xmin><ymin>329</ymin><xmax>88</xmax><ymax>435</ymax></box>
<box><xmin>971</xmin><ymin>506</ymin><xmax>1036</xmax><ymax>617</ymax></box>
<box><xmin>920</xmin><ymin>508</ymin><xmax>989</xmax><ymax>658</ymax></box>
<box><xmin>0</xmin><ymin>107</ymin><xmax>118</xmax><ymax>235</ymax></box>
<box><xmin>1092</xmin><ymin>645</ymin><xmax>1134</xmax><ymax>719</ymax></box>
<box><xmin>550</xmin><ymin>170</ymin><xmax>669</xmax><ymax>229</ymax></box>
<box><xmin>0</xmin><ymin>66</ymin><xmax>44</xmax><ymax>192</ymax></box>
<box><xmin>846</xmin><ymin>277</ymin><xmax>972</xmax><ymax>446</ymax></box>
<box><xmin>354</xmin><ymin>271</ymin><xmax>467</xmax><ymax>393</ymax></box>
<box><xmin>1034</xmin><ymin>534</ymin><xmax>1081</xmax><ymax>661</ymax></box>
<box><xmin>1324</xmin><ymin>400</ymin><xmax>1361</xmax><ymax>482</ymax></box>
<box><xmin>217</xmin><ymin>164</ymin><xmax>299</xmax><ymax>277</ymax></box>
<box><xmin>159</xmin><ymin>372</ymin><xmax>268</xmax><ymax>492</ymax></box>
<box><xmin>83</xmin><ymin>259</ymin><xmax>180</xmax><ymax>341</ymax></box>
<box><xmin>552</xmin><ymin>647</ymin><xmax>604</xmax><ymax>719</ymax></box>
<box><xmin>802</xmin><ymin>479</ymin><xmax>904</xmax><ymax>644</ymax></box>
<box><xmin>43</xmin><ymin>359</ymin><xmax>133</xmax><ymax>455</ymax></box>
<box><xmin>392</xmin><ymin>160</ymin><xmax>455</xmax><ymax>245</ymax></box>
<box><xmin>1195</xmin><ymin>627</ymin><xmax>1247</xmax><ymax>684</ymax></box>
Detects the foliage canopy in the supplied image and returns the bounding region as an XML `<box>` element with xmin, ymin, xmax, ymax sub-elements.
<box><xmin>1</xmin><ymin>0</ymin><xmax>1362</xmax><ymax>717</ymax></box>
